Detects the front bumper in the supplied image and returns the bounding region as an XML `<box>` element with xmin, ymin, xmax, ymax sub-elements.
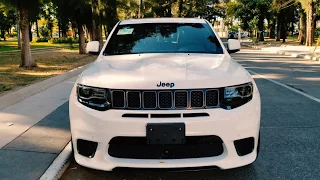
<box><xmin>69</xmin><ymin>91</ymin><xmax>261</xmax><ymax>171</ymax></box>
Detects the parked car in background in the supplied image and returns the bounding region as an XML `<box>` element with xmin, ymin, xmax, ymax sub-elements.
<box><xmin>228</xmin><ymin>31</ymin><xmax>238</xmax><ymax>39</ymax></box>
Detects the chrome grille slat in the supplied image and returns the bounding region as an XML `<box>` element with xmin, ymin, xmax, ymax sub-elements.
<box><xmin>111</xmin><ymin>89</ymin><xmax>219</xmax><ymax>110</ymax></box>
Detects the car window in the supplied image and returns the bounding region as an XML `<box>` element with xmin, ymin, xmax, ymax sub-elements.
<box><xmin>103</xmin><ymin>23</ymin><xmax>223</xmax><ymax>55</ymax></box>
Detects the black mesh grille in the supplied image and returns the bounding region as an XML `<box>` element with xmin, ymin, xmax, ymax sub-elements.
<box><xmin>112</xmin><ymin>91</ymin><xmax>125</xmax><ymax>108</ymax></box>
<box><xmin>159</xmin><ymin>92</ymin><xmax>172</xmax><ymax>108</ymax></box>
<box><xmin>191</xmin><ymin>91</ymin><xmax>204</xmax><ymax>107</ymax></box>
<box><xmin>143</xmin><ymin>92</ymin><xmax>157</xmax><ymax>108</ymax></box>
<box><xmin>206</xmin><ymin>90</ymin><xmax>219</xmax><ymax>107</ymax></box>
<box><xmin>111</xmin><ymin>89</ymin><xmax>219</xmax><ymax>110</ymax></box>
<box><xmin>127</xmin><ymin>91</ymin><xmax>141</xmax><ymax>108</ymax></box>
<box><xmin>108</xmin><ymin>136</ymin><xmax>224</xmax><ymax>159</ymax></box>
<box><xmin>175</xmin><ymin>91</ymin><xmax>188</xmax><ymax>108</ymax></box>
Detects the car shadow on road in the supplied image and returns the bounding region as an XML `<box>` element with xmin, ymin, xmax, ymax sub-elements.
<box><xmin>61</xmin><ymin>156</ymin><xmax>261</xmax><ymax>180</ymax></box>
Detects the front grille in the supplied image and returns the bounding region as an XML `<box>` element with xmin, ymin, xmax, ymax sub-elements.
<box><xmin>191</xmin><ymin>91</ymin><xmax>203</xmax><ymax>107</ymax></box>
<box><xmin>143</xmin><ymin>92</ymin><xmax>157</xmax><ymax>109</ymax></box>
<box><xmin>158</xmin><ymin>92</ymin><xmax>172</xmax><ymax>109</ymax></box>
<box><xmin>127</xmin><ymin>91</ymin><xmax>141</xmax><ymax>108</ymax></box>
<box><xmin>111</xmin><ymin>89</ymin><xmax>219</xmax><ymax>110</ymax></box>
<box><xmin>108</xmin><ymin>136</ymin><xmax>224</xmax><ymax>159</ymax></box>
<box><xmin>175</xmin><ymin>91</ymin><xmax>188</xmax><ymax>108</ymax></box>
<box><xmin>206</xmin><ymin>90</ymin><xmax>219</xmax><ymax>107</ymax></box>
<box><xmin>112</xmin><ymin>90</ymin><xmax>125</xmax><ymax>108</ymax></box>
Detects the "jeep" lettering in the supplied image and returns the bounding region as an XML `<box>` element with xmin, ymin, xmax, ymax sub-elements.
<box><xmin>156</xmin><ymin>81</ymin><xmax>175</xmax><ymax>88</ymax></box>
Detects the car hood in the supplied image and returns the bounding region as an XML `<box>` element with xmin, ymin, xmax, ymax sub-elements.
<box><xmin>79</xmin><ymin>53</ymin><xmax>250</xmax><ymax>89</ymax></box>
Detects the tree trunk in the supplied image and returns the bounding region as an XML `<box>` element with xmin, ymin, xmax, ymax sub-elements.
<box><xmin>104</xmin><ymin>25</ymin><xmax>108</xmax><ymax>39</ymax></box>
<box><xmin>1</xmin><ymin>30</ymin><xmax>6</xmax><ymax>41</ymax></box>
<box><xmin>276</xmin><ymin>15</ymin><xmax>281</xmax><ymax>41</ymax></box>
<box><xmin>178</xmin><ymin>0</ymin><xmax>183</xmax><ymax>17</ymax></box>
<box><xmin>280</xmin><ymin>18</ymin><xmax>286</xmax><ymax>43</ymax></box>
<box><xmin>91</xmin><ymin>0</ymin><xmax>103</xmax><ymax>50</ymax></box>
<box><xmin>138</xmin><ymin>0</ymin><xmax>143</xmax><ymax>18</ymax></box>
<box><xmin>17</xmin><ymin>22</ymin><xmax>21</xmax><ymax>49</ymax></box>
<box><xmin>58</xmin><ymin>22</ymin><xmax>61</xmax><ymax>38</ymax></box>
<box><xmin>85</xmin><ymin>27</ymin><xmax>91</xmax><ymax>41</ymax></box>
<box><xmin>78</xmin><ymin>23</ymin><xmax>86</xmax><ymax>54</ymax></box>
<box><xmin>167</xmin><ymin>2</ymin><xmax>172</xmax><ymax>17</ymax></box>
<box><xmin>269</xmin><ymin>18</ymin><xmax>276</xmax><ymax>39</ymax></box>
<box><xmin>29</xmin><ymin>22</ymin><xmax>32</xmax><ymax>42</ymax></box>
<box><xmin>258</xmin><ymin>17</ymin><xmax>264</xmax><ymax>41</ymax></box>
<box><xmin>298</xmin><ymin>12</ymin><xmax>306</xmax><ymax>45</ymax></box>
<box><xmin>18</xmin><ymin>7</ymin><xmax>36</xmax><ymax>68</ymax></box>
<box><xmin>36</xmin><ymin>20</ymin><xmax>40</xmax><ymax>38</ymax></box>
<box><xmin>269</xmin><ymin>26</ymin><xmax>275</xmax><ymax>39</ymax></box>
<box><xmin>281</xmin><ymin>23</ymin><xmax>286</xmax><ymax>43</ymax></box>
<box><xmin>306</xmin><ymin>0</ymin><xmax>314</xmax><ymax>46</ymax></box>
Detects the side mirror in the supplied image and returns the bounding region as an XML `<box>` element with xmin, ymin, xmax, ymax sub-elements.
<box><xmin>86</xmin><ymin>41</ymin><xmax>100</xmax><ymax>55</ymax></box>
<box><xmin>227</xmin><ymin>39</ymin><xmax>241</xmax><ymax>54</ymax></box>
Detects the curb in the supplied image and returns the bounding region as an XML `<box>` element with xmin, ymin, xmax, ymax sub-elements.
<box><xmin>242</xmin><ymin>44</ymin><xmax>320</xmax><ymax>62</ymax></box>
<box><xmin>0</xmin><ymin>64</ymin><xmax>90</xmax><ymax>111</ymax></box>
<box><xmin>39</xmin><ymin>141</ymin><xmax>72</xmax><ymax>180</ymax></box>
<box><xmin>277</xmin><ymin>51</ymin><xmax>320</xmax><ymax>61</ymax></box>
<box><xmin>241</xmin><ymin>43</ymin><xmax>262</xmax><ymax>50</ymax></box>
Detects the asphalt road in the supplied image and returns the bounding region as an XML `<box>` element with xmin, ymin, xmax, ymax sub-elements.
<box><xmin>61</xmin><ymin>47</ymin><xmax>320</xmax><ymax>180</ymax></box>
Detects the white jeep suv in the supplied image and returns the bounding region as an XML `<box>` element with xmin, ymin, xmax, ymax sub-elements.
<box><xmin>69</xmin><ymin>18</ymin><xmax>261</xmax><ymax>171</ymax></box>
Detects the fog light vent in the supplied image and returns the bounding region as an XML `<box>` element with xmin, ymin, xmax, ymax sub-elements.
<box><xmin>234</xmin><ymin>137</ymin><xmax>254</xmax><ymax>156</ymax></box>
<box><xmin>77</xmin><ymin>139</ymin><xmax>98</xmax><ymax>158</ymax></box>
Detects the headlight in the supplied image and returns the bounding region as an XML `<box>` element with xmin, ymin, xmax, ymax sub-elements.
<box><xmin>77</xmin><ymin>84</ymin><xmax>111</xmax><ymax>111</ymax></box>
<box><xmin>220</xmin><ymin>82</ymin><xmax>253</xmax><ymax>110</ymax></box>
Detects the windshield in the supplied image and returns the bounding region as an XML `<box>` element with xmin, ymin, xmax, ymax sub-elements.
<box><xmin>103</xmin><ymin>22</ymin><xmax>223</xmax><ymax>55</ymax></box>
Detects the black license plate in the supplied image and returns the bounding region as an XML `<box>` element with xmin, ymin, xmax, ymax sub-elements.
<box><xmin>146</xmin><ymin>123</ymin><xmax>186</xmax><ymax>145</ymax></box>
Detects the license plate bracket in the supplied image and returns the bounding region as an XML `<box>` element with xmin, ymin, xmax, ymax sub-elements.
<box><xmin>146</xmin><ymin>123</ymin><xmax>186</xmax><ymax>145</ymax></box>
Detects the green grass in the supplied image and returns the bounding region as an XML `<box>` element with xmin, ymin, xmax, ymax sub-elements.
<box><xmin>0</xmin><ymin>38</ymin><xmax>74</xmax><ymax>52</ymax></box>
<box><xmin>0</xmin><ymin>49</ymin><xmax>96</xmax><ymax>94</ymax></box>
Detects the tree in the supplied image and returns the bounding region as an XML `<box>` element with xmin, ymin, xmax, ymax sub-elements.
<box><xmin>266</xmin><ymin>10</ymin><xmax>276</xmax><ymax>38</ymax></box>
<box><xmin>0</xmin><ymin>4</ymin><xmax>16</xmax><ymax>40</ymax></box>
<box><xmin>90</xmin><ymin>0</ymin><xmax>103</xmax><ymax>50</ymax></box>
<box><xmin>73</xmin><ymin>0</ymin><xmax>92</xmax><ymax>54</ymax></box>
<box><xmin>52</xmin><ymin>0</ymin><xmax>92</xmax><ymax>54</ymax></box>
<box><xmin>5</xmin><ymin>9</ymin><xmax>16</xmax><ymax>37</ymax></box>
<box><xmin>40</xmin><ymin>2</ymin><xmax>56</xmax><ymax>38</ymax></box>
<box><xmin>296</xmin><ymin>0</ymin><xmax>320</xmax><ymax>46</ymax></box>
<box><xmin>0</xmin><ymin>0</ymin><xmax>40</xmax><ymax>67</ymax></box>
<box><xmin>305</xmin><ymin>0</ymin><xmax>315</xmax><ymax>46</ymax></box>
<box><xmin>101</xmin><ymin>0</ymin><xmax>118</xmax><ymax>36</ymax></box>
<box><xmin>298</xmin><ymin>9</ymin><xmax>307</xmax><ymax>44</ymax></box>
<box><xmin>0</xmin><ymin>8</ymin><xmax>8</xmax><ymax>40</ymax></box>
<box><xmin>226</xmin><ymin>0</ymin><xmax>272</xmax><ymax>41</ymax></box>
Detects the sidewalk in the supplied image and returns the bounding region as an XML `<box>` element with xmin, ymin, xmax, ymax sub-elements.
<box><xmin>242</xmin><ymin>42</ymin><xmax>320</xmax><ymax>62</ymax></box>
<box><xmin>0</xmin><ymin>70</ymin><xmax>81</xmax><ymax>179</ymax></box>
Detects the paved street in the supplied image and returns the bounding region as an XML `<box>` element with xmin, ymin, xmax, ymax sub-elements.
<box><xmin>60</xmin><ymin>47</ymin><xmax>320</xmax><ymax>180</ymax></box>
